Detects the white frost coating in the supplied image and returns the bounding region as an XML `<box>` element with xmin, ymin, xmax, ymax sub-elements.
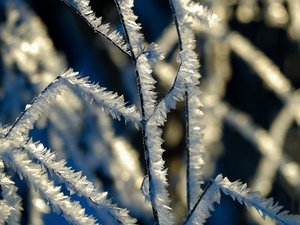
<box><xmin>61</xmin><ymin>69</ymin><xmax>141</xmax><ymax>124</ymax></box>
<box><xmin>115</xmin><ymin>0</ymin><xmax>158</xmax><ymax>117</ymax></box>
<box><xmin>215</xmin><ymin>175</ymin><xmax>300</xmax><ymax>225</ymax></box>
<box><xmin>186</xmin><ymin>88</ymin><xmax>206</xmax><ymax>208</ymax></box>
<box><xmin>227</xmin><ymin>32</ymin><xmax>292</xmax><ymax>100</ymax></box>
<box><xmin>114</xmin><ymin>1</ymin><xmax>173</xmax><ymax>224</ymax></box>
<box><xmin>61</xmin><ymin>0</ymin><xmax>130</xmax><ymax>55</ymax></box>
<box><xmin>170</xmin><ymin>0</ymin><xmax>205</xmax><ymax>211</ymax></box>
<box><xmin>186</xmin><ymin>2</ymin><xmax>219</xmax><ymax>28</ymax></box>
<box><xmin>5</xmin><ymin>75</ymin><xmax>68</xmax><ymax>142</ymax></box>
<box><xmin>135</xmin><ymin>54</ymin><xmax>157</xmax><ymax>118</ymax></box>
<box><xmin>149</xmin><ymin>1</ymin><xmax>218</xmax><ymax>124</ymax></box>
<box><xmin>84</xmin><ymin>107</ymin><xmax>151</xmax><ymax>219</ymax></box>
<box><xmin>4</xmin><ymin>69</ymin><xmax>140</xmax><ymax>144</ymax></box>
<box><xmin>144</xmin><ymin>124</ymin><xmax>174</xmax><ymax>225</ymax></box>
<box><xmin>115</xmin><ymin>0</ymin><xmax>144</xmax><ymax>57</ymax></box>
<box><xmin>0</xmin><ymin>201</ymin><xmax>11</xmax><ymax>225</ymax></box>
<box><xmin>186</xmin><ymin>175</ymin><xmax>300</xmax><ymax>225</ymax></box>
<box><xmin>6</xmin><ymin>150</ymin><xmax>99</xmax><ymax>225</ymax></box>
<box><xmin>24</xmin><ymin>140</ymin><xmax>137</xmax><ymax>225</ymax></box>
<box><xmin>0</xmin><ymin>170</ymin><xmax>22</xmax><ymax>225</ymax></box>
<box><xmin>0</xmin><ymin>200</ymin><xmax>12</xmax><ymax>225</ymax></box>
<box><xmin>149</xmin><ymin>51</ymin><xmax>196</xmax><ymax>125</ymax></box>
<box><xmin>185</xmin><ymin>180</ymin><xmax>220</xmax><ymax>225</ymax></box>
<box><xmin>29</xmin><ymin>188</ymin><xmax>49</xmax><ymax>225</ymax></box>
<box><xmin>149</xmin><ymin>49</ymin><xmax>201</xmax><ymax>126</ymax></box>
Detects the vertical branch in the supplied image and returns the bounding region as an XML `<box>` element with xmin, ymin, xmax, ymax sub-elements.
<box><xmin>169</xmin><ymin>0</ymin><xmax>205</xmax><ymax>212</ymax></box>
<box><xmin>185</xmin><ymin>88</ymin><xmax>191</xmax><ymax>212</ymax></box>
<box><xmin>168</xmin><ymin>0</ymin><xmax>190</xmax><ymax>211</ymax></box>
<box><xmin>114</xmin><ymin>1</ymin><xmax>173</xmax><ymax>224</ymax></box>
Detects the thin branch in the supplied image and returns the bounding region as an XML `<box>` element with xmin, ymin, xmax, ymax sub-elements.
<box><xmin>216</xmin><ymin>175</ymin><xmax>300</xmax><ymax>225</ymax></box>
<box><xmin>23</xmin><ymin>140</ymin><xmax>137</xmax><ymax>225</ymax></box>
<box><xmin>183</xmin><ymin>180</ymin><xmax>213</xmax><ymax>224</ymax></box>
<box><xmin>169</xmin><ymin>0</ymin><xmax>204</xmax><ymax>212</ymax></box>
<box><xmin>4</xmin><ymin>150</ymin><xmax>99</xmax><ymax>225</ymax></box>
<box><xmin>0</xmin><ymin>163</ymin><xmax>22</xmax><ymax>225</ymax></box>
<box><xmin>4</xmin><ymin>69</ymin><xmax>140</xmax><ymax>143</ymax></box>
<box><xmin>114</xmin><ymin>1</ymin><xmax>173</xmax><ymax>224</ymax></box>
<box><xmin>148</xmin><ymin>62</ymin><xmax>184</xmax><ymax>125</ymax></box>
<box><xmin>60</xmin><ymin>0</ymin><xmax>132</xmax><ymax>58</ymax></box>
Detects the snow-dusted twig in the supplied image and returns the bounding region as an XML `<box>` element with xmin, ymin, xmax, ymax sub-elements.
<box><xmin>185</xmin><ymin>174</ymin><xmax>300</xmax><ymax>225</ymax></box>
<box><xmin>61</xmin><ymin>69</ymin><xmax>141</xmax><ymax>124</ymax></box>
<box><xmin>216</xmin><ymin>175</ymin><xmax>300</xmax><ymax>225</ymax></box>
<box><xmin>169</xmin><ymin>0</ymin><xmax>205</xmax><ymax>212</ymax></box>
<box><xmin>3</xmin><ymin>150</ymin><xmax>99</xmax><ymax>225</ymax></box>
<box><xmin>114</xmin><ymin>1</ymin><xmax>174</xmax><ymax>224</ymax></box>
<box><xmin>23</xmin><ymin>140</ymin><xmax>137</xmax><ymax>225</ymax></box>
<box><xmin>61</xmin><ymin>0</ymin><xmax>131</xmax><ymax>57</ymax></box>
<box><xmin>4</xmin><ymin>69</ymin><xmax>140</xmax><ymax>143</ymax></box>
<box><xmin>0</xmin><ymin>160</ymin><xmax>22</xmax><ymax>225</ymax></box>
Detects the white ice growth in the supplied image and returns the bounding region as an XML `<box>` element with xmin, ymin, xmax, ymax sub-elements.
<box><xmin>61</xmin><ymin>69</ymin><xmax>141</xmax><ymax>124</ymax></box>
<box><xmin>186</xmin><ymin>2</ymin><xmax>219</xmax><ymax>28</ymax></box>
<box><xmin>186</xmin><ymin>175</ymin><xmax>300</xmax><ymax>225</ymax></box>
<box><xmin>114</xmin><ymin>1</ymin><xmax>174</xmax><ymax>224</ymax></box>
<box><xmin>114</xmin><ymin>0</ymin><xmax>144</xmax><ymax>57</ymax></box>
<box><xmin>61</xmin><ymin>0</ymin><xmax>131</xmax><ymax>56</ymax></box>
<box><xmin>4</xmin><ymin>69</ymin><xmax>140</xmax><ymax>147</ymax></box>
<box><xmin>215</xmin><ymin>175</ymin><xmax>300</xmax><ymax>225</ymax></box>
<box><xmin>170</xmin><ymin>0</ymin><xmax>205</xmax><ymax>211</ymax></box>
<box><xmin>5</xmin><ymin>150</ymin><xmax>99</xmax><ymax>225</ymax></box>
<box><xmin>23</xmin><ymin>140</ymin><xmax>137</xmax><ymax>225</ymax></box>
<box><xmin>184</xmin><ymin>180</ymin><xmax>220</xmax><ymax>225</ymax></box>
<box><xmin>0</xmin><ymin>168</ymin><xmax>22</xmax><ymax>225</ymax></box>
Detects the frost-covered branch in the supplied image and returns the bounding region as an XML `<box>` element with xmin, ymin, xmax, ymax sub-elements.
<box><xmin>0</xmin><ymin>161</ymin><xmax>22</xmax><ymax>225</ymax></box>
<box><xmin>23</xmin><ymin>140</ymin><xmax>137</xmax><ymax>225</ymax></box>
<box><xmin>148</xmin><ymin>62</ymin><xmax>185</xmax><ymax>125</ymax></box>
<box><xmin>4</xmin><ymin>73</ymin><xmax>68</xmax><ymax>142</ymax></box>
<box><xmin>28</xmin><ymin>187</ymin><xmax>49</xmax><ymax>225</ymax></box>
<box><xmin>0</xmin><ymin>200</ymin><xmax>12</xmax><ymax>225</ymax></box>
<box><xmin>183</xmin><ymin>180</ymin><xmax>220</xmax><ymax>225</ymax></box>
<box><xmin>61</xmin><ymin>0</ymin><xmax>131</xmax><ymax>57</ymax></box>
<box><xmin>185</xmin><ymin>174</ymin><xmax>300</xmax><ymax>225</ymax></box>
<box><xmin>61</xmin><ymin>69</ymin><xmax>141</xmax><ymax>124</ymax></box>
<box><xmin>114</xmin><ymin>1</ymin><xmax>174</xmax><ymax>224</ymax></box>
<box><xmin>169</xmin><ymin>0</ymin><xmax>205</xmax><ymax>212</ymax></box>
<box><xmin>4</xmin><ymin>69</ymin><xmax>140</xmax><ymax>143</ymax></box>
<box><xmin>216</xmin><ymin>175</ymin><xmax>300</xmax><ymax>225</ymax></box>
<box><xmin>83</xmin><ymin>107</ymin><xmax>151</xmax><ymax>219</ymax></box>
<box><xmin>186</xmin><ymin>2</ymin><xmax>219</xmax><ymax>29</ymax></box>
<box><xmin>3</xmin><ymin>150</ymin><xmax>99</xmax><ymax>225</ymax></box>
<box><xmin>114</xmin><ymin>0</ymin><xmax>159</xmax><ymax>118</ymax></box>
<box><xmin>226</xmin><ymin>32</ymin><xmax>293</xmax><ymax>101</ymax></box>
